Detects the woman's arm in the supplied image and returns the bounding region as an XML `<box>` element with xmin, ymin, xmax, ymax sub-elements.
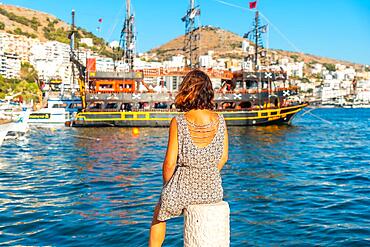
<box><xmin>217</xmin><ymin>124</ymin><xmax>228</xmax><ymax>171</ymax></box>
<box><xmin>162</xmin><ymin>117</ymin><xmax>179</xmax><ymax>184</ymax></box>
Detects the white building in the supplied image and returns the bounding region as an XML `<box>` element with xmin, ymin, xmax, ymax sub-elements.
<box><xmin>0</xmin><ymin>51</ymin><xmax>21</xmax><ymax>79</ymax></box>
<box><xmin>321</xmin><ymin>79</ymin><xmax>350</xmax><ymax>103</ymax></box>
<box><xmin>29</xmin><ymin>41</ymin><xmax>77</xmax><ymax>90</ymax></box>
<box><xmin>163</xmin><ymin>55</ymin><xmax>185</xmax><ymax>68</ymax></box>
<box><xmin>80</xmin><ymin>38</ymin><xmax>94</xmax><ymax>47</ymax></box>
<box><xmin>0</xmin><ymin>32</ymin><xmax>40</xmax><ymax>62</ymax></box>
<box><xmin>355</xmin><ymin>80</ymin><xmax>370</xmax><ymax>103</ymax></box>
<box><xmin>310</xmin><ymin>63</ymin><xmax>323</xmax><ymax>75</ymax></box>
<box><xmin>285</xmin><ymin>61</ymin><xmax>304</xmax><ymax>78</ymax></box>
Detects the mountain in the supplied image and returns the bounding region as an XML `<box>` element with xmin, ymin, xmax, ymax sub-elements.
<box><xmin>149</xmin><ymin>26</ymin><xmax>245</xmax><ymax>60</ymax></box>
<box><xmin>149</xmin><ymin>26</ymin><xmax>364</xmax><ymax>71</ymax></box>
<box><xmin>0</xmin><ymin>4</ymin><xmax>112</xmax><ymax>57</ymax></box>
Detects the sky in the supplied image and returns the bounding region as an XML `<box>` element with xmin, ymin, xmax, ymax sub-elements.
<box><xmin>1</xmin><ymin>0</ymin><xmax>370</xmax><ymax>65</ymax></box>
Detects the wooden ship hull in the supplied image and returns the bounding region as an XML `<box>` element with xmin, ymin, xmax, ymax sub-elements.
<box><xmin>72</xmin><ymin>104</ymin><xmax>307</xmax><ymax>127</ymax></box>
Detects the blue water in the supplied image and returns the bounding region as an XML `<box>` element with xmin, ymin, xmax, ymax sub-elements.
<box><xmin>0</xmin><ymin>108</ymin><xmax>369</xmax><ymax>246</ymax></box>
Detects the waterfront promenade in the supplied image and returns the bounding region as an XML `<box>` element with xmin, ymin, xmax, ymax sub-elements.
<box><xmin>0</xmin><ymin>108</ymin><xmax>369</xmax><ymax>246</ymax></box>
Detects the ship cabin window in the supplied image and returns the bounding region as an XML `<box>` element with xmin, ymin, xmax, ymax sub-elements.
<box><xmin>105</xmin><ymin>102</ymin><xmax>118</xmax><ymax>109</ymax></box>
<box><xmin>173</xmin><ymin>77</ymin><xmax>178</xmax><ymax>91</ymax></box>
<box><xmin>118</xmin><ymin>83</ymin><xmax>133</xmax><ymax>90</ymax></box>
<box><xmin>154</xmin><ymin>102</ymin><xmax>168</xmax><ymax>109</ymax></box>
<box><xmin>139</xmin><ymin>102</ymin><xmax>150</xmax><ymax>109</ymax></box>
<box><xmin>122</xmin><ymin>103</ymin><xmax>132</xmax><ymax>111</ymax></box>
<box><xmin>261</xmin><ymin>112</ymin><xmax>268</xmax><ymax>116</ymax></box>
<box><xmin>222</xmin><ymin>102</ymin><xmax>235</xmax><ymax>109</ymax></box>
<box><xmin>245</xmin><ymin>80</ymin><xmax>257</xmax><ymax>89</ymax></box>
<box><xmin>69</xmin><ymin>103</ymin><xmax>82</xmax><ymax>109</ymax></box>
<box><xmin>99</xmin><ymin>84</ymin><xmax>113</xmax><ymax>91</ymax></box>
<box><xmin>89</xmin><ymin>102</ymin><xmax>104</xmax><ymax>109</ymax></box>
<box><xmin>52</xmin><ymin>103</ymin><xmax>68</xmax><ymax>108</ymax></box>
<box><xmin>239</xmin><ymin>101</ymin><xmax>252</xmax><ymax>109</ymax></box>
<box><xmin>270</xmin><ymin>111</ymin><xmax>278</xmax><ymax>116</ymax></box>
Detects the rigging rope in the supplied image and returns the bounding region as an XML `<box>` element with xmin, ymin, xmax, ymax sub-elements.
<box><xmin>212</xmin><ymin>0</ymin><xmax>302</xmax><ymax>53</ymax></box>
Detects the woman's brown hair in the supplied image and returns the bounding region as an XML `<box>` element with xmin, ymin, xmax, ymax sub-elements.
<box><xmin>175</xmin><ymin>69</ymin><xmax>214</xmax><ymax>111</ymax></box>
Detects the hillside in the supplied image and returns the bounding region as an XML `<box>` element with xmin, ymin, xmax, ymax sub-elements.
<box><xmin>150</xmin><ymin>26</ymin><xmax>245</xmax><ymax>60</ymax></box>
<box><xmin>0</xmin><ymin>4</ymin><xmax>112</xmax><ymax>57</ymax></box>
<box><xmin>149</xmin><ymin>26</ymin><xmax>363</xmax><ymax>70</ymax></box>
<box><xmin>0</xmin><ymin>4</ymin><xmax>364</xmax><ymax>71</ymax></box>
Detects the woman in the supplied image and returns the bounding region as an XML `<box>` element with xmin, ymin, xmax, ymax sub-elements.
<box><xmin>149</xmin><ymin>69</ymin><xmax>229</xmax><ymax>246</ymax></box>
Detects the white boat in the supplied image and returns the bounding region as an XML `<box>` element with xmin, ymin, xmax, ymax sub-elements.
<box><xmin>27</xmin><ymin>98</ymin><xmax>82</xmax><ymax>126</ymax></box>
<box><xmin>0</xmin><ymin>128</ymin><xmax>7</xmax><ymax>146</ymax></box>
<box><xmin>0</xmin><ymin>112</ymin><xmax>29</xmax><ymax>146</ymax></box>
<box><xmin>0</xmin><ymin>96</ymin><xmax>26</xmax><ymax>121</ymax></box>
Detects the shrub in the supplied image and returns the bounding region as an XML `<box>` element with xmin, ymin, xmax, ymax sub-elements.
<box><xmin>12</xmin><ymin>28</ymin><xmax>37</xmax><ymax>39</ymax></box>
<box><xmin>0</xmin><ymin>8</ymin><xmax>40</xmax><ymax>31</ymax></box>
<box><xmin>323</xmin><ymin>63</ymin><xmax>336</xmax><ymax>72</ymax></box>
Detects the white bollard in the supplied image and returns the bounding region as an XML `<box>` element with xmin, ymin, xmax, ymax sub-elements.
<box><xmin>184</xmin><ymin>201</ymin><xmax>230</xmax><ymax>247</ymax></box>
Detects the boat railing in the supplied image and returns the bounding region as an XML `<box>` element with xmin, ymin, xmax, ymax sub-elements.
<box><xmin>86</xmin><ymin>86</ymin><xmax>299</xmax><ymax>95</ymax></box>
<box><xmin>216</xmin><ymin>86</ymin><xmax>298</xmax><ymax>94</ymax></box>
<box><xmin>136</xmin><ymin>67</ymin><xmax>233</xmax><ymax>80</ymax></box>
<box><xmin>82</xmin><ymin>104</ymin><xmax>305</xmax><ymax>113</ymax></box>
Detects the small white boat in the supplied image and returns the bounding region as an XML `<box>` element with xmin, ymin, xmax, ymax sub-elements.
<box><xmin>0</xmin><ymin>128</ymin><xmax>7</xmax><ymax>146</ymax></box>
<box><xmin>27</xmin><ymin>98</ymin><xmax>82</xmax><ymax>126</ymax></box>
<box><xmin>0</xmin><ymin>113</ymin><xmax>29</xmax><ymax>146</ymax></box>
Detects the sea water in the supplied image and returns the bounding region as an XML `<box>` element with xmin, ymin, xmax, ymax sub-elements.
<box><xmin>0</xmin><ymin>108</ymin><xmax>369</xmax><ymax>246</ymax></box>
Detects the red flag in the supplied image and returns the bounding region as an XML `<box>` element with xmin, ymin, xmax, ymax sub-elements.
<box><xmin>98</xmin><ymin>18</ymin><xmax>103</xmax><ymax>23</ymax></box>
<box><xmin>249</xmin><ymin>1</ymin><xmax>257</xmax><ymax>9</ymax></box>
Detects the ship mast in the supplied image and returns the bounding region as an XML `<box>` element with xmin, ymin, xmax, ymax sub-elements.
<box><xmin>254</xmin><ymin>11</ymin><xmax>259</xmax><ymax>70</ymax></box>
<box><xmin>182</xmin><ymin>0</ymin><xmax>201</xmax><ymax>68</ymax></box>
<box><xmin>120</xmin><ymin>0</ymin><xmax>136</xmax><ymax>71</ymax></box>
<box><xmin>68</xmin><ymin>10</ymin><xmax>87</xmax><ymax>108</ymax></box>
<box><xmin>244</xmin><ymin>10</ymin><xmax>267</xmax><ymax>71</ymax></box>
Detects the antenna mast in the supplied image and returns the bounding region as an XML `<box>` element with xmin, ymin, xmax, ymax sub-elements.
<box><xmin>182</xmin><ymin>0</ymin><xmax>201</xmax><ymax>68</ymax></box>
<box><xmin>120</xmin><ymin>0</ymin><xmax>136</xmax><ymax>70</ymax></box>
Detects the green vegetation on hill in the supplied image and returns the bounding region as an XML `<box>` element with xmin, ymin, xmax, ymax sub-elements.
<box><xmin>0</xmin><ymin>7</ymin><xmax>40</xmax><ymax>31</ymax></box>
<box><xmin>43</xmin><ymin>18</ymin><xmax>69</xmax><ymax>44</ymax></box>
<box><xmin>0</xmin><ymin>5</ymin><xmax>114</xmax><ymax>59</ymax></box>
<box><xmin>0</xmin><ymin>63</ymin><xmax>40</xmax><ymax>101</ymax></box>
<box><xmin>323</xmin><ymin>63</ymin><xmax>336</xmax><ymax>72</ymax></box>
<box><xmin>10</xmin><ymin>28</ymin><xmax>37</xmax><ymax>39</ymax></box>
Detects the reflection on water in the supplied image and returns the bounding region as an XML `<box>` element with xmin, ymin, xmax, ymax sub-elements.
<box><xmin>0</xmin><ymin>109</ymin><xmax>369</xmax><ymax>246</ymax></box>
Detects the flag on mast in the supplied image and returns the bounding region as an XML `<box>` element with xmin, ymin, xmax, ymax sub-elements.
<box><xmin>249</xmin><ymin>1</ymin><xmax>257</xmax><ymax>9</ymax></box>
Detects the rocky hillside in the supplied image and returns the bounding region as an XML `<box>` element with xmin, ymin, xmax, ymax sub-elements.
<box><xmin>149</xmin><ymin>26</ymin><xmax>363</xmax><ymax>70</ymax></box>
<box><xmin>150</xmin><ymin>26</ymin><xmax>245</xmax><ymax>60</ymax></box>
<box><xmin>0</xmin><ymin>4</ymin><xmax>112</xmax><ymax>57</ymax></box>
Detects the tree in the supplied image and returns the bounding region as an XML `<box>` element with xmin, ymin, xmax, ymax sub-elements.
<box><xmin>290</xmin><ymin>54</ymin><xmax>299</xmax><ymax>62</ymax></box>
<box><xmin>301</xmin><ymin>78</ymin><xmax>310</xmax><ymax>83</ymax></box>
<box><xmin>323</xmin><ymin>63</ymin><xmax>336</xmax><ymax>72</ymax></box>
<box><xmin>20</xmin><ymin>62</ymin><xmax>38</xmax><ymax>83</ymax></box>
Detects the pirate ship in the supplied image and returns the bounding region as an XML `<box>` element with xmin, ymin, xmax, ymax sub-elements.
<box><xmin>70</xmin><ymin>0</ymin><xmax>307</xmax><ymax>127</ymax></box>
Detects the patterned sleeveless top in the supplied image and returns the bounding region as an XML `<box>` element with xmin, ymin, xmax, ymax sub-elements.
<box><xmin>157</xmin><ymin>113</ymin><xmax>226</xmax><ymax>221</ymax></box>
